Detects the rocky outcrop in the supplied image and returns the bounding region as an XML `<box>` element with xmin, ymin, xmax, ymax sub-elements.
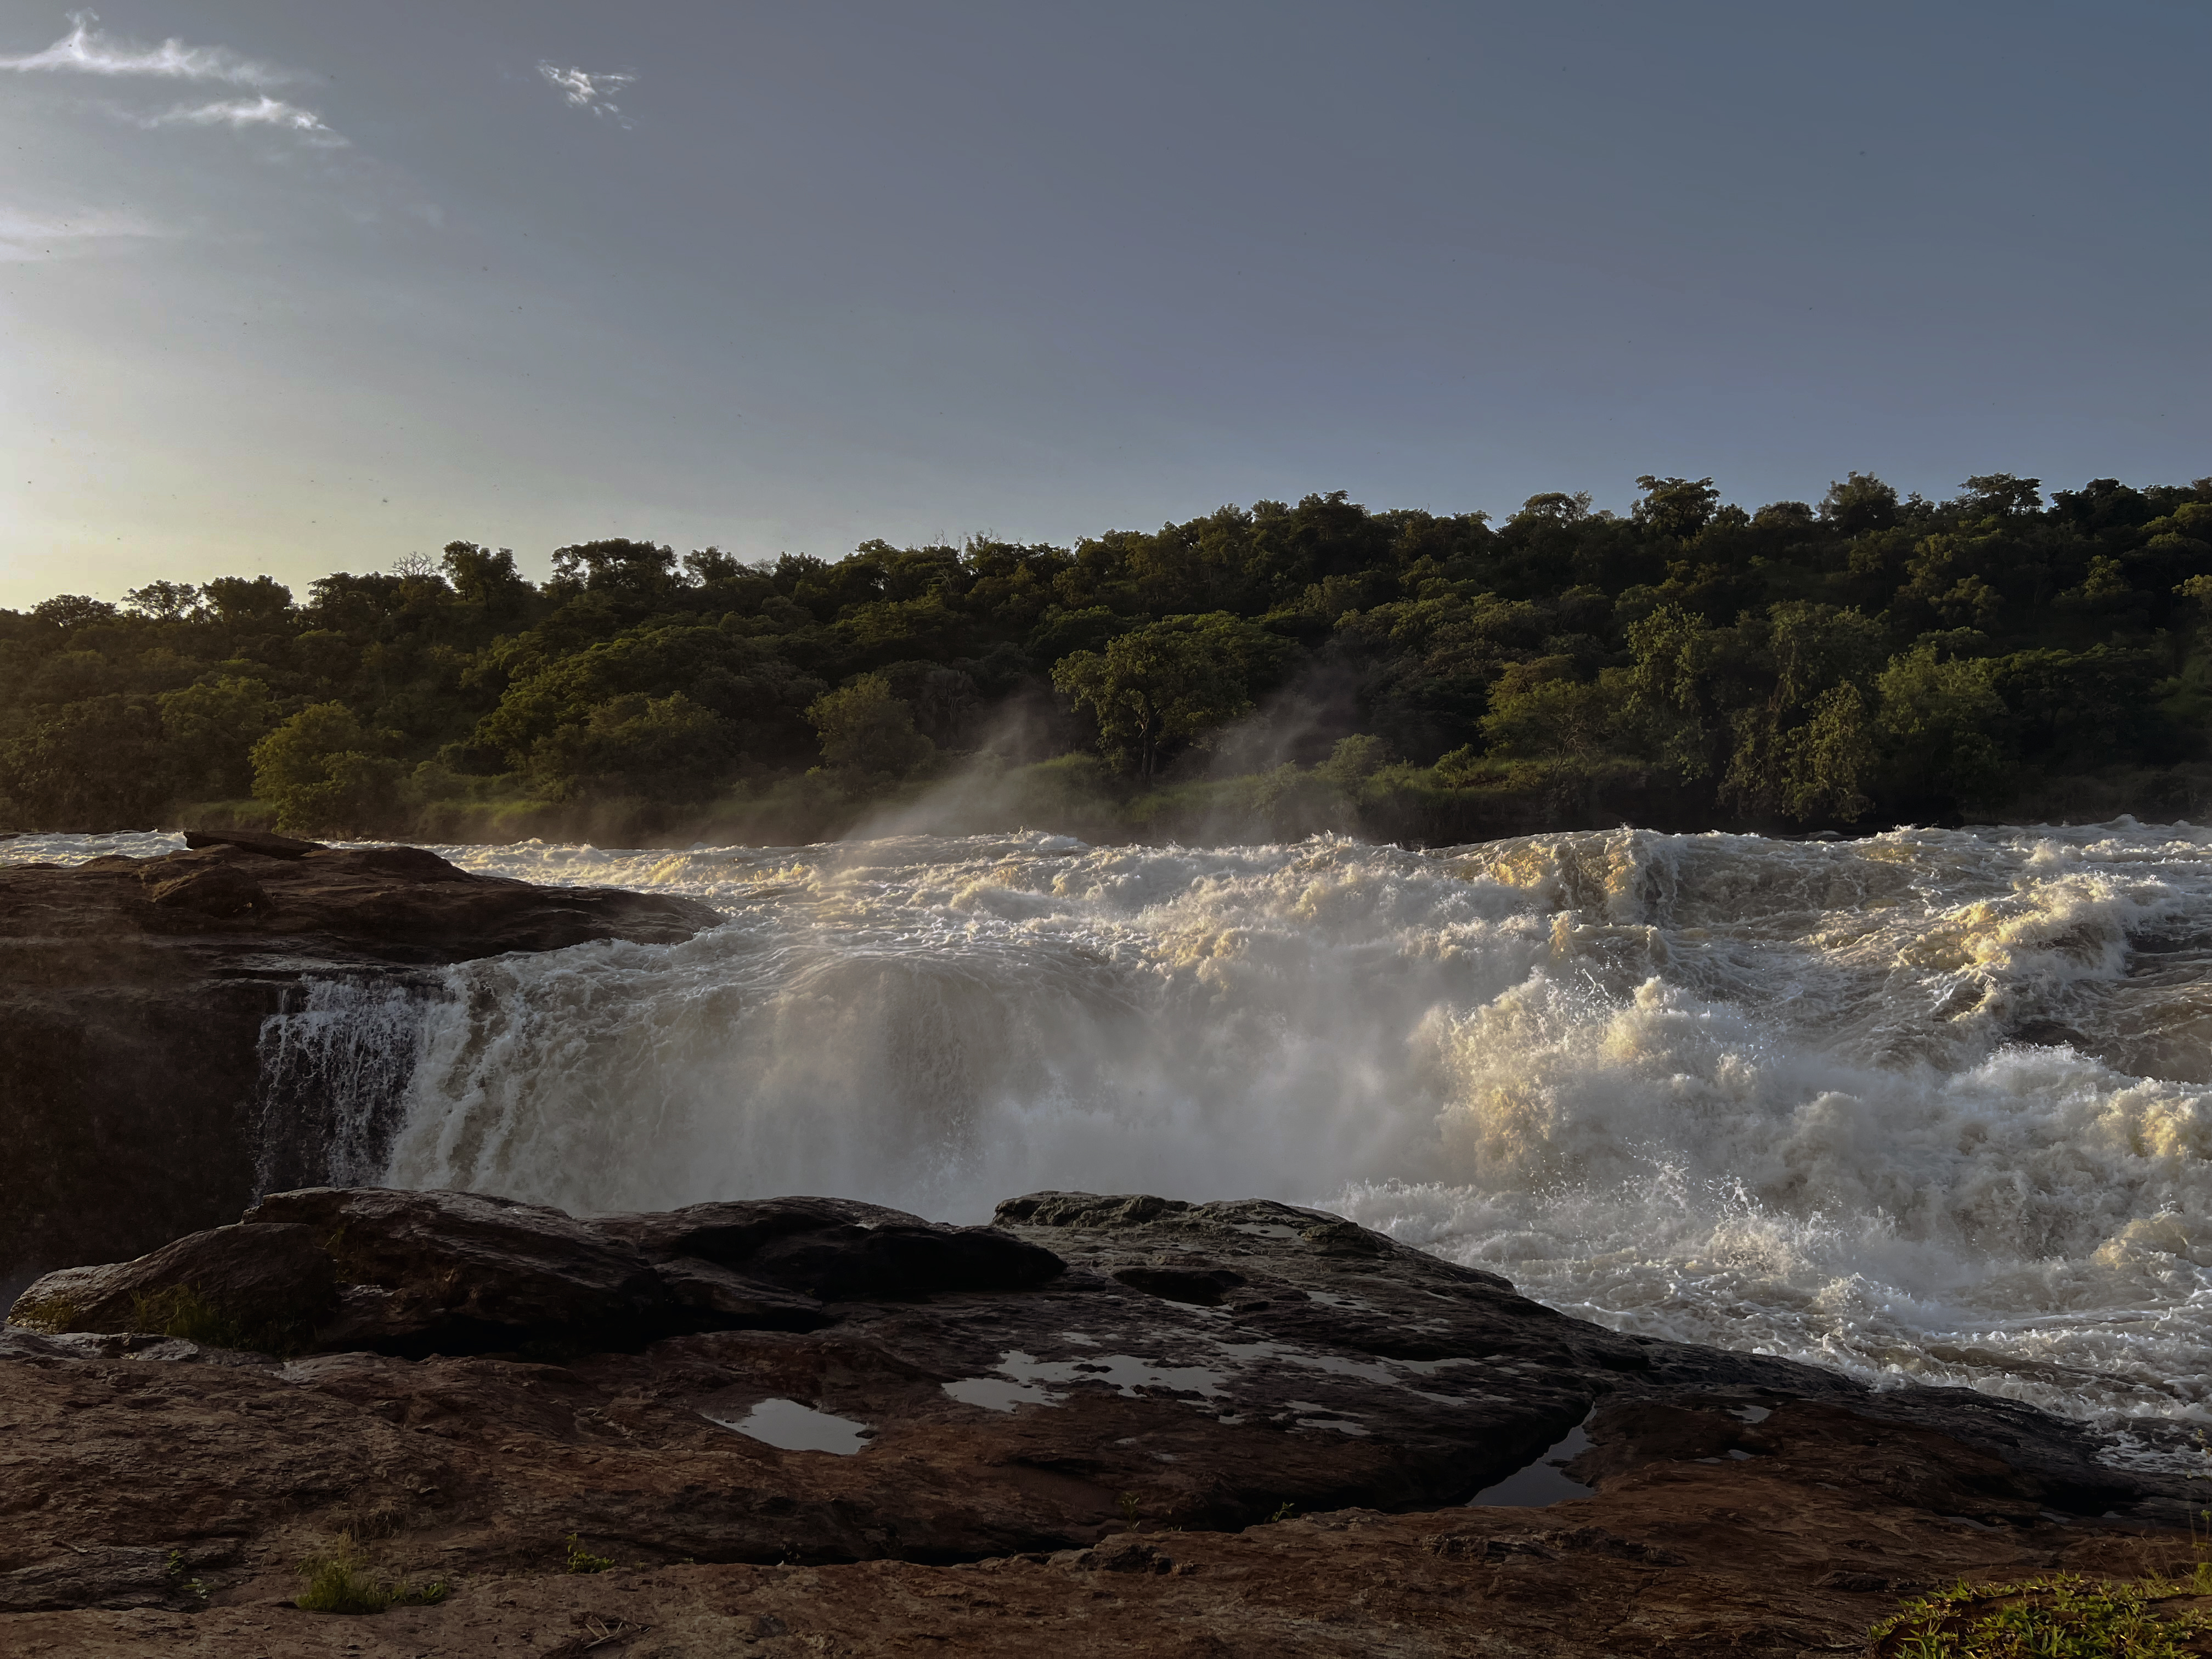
<box><xmin>0</xmin><ymin>837</ymin><xmax>720</xmax><ymax>1295</ymax></box>
<box><xmin>2</xmin><ymin>1188</ymin><xmax>2199</xmax><ymax>1655</ymax></box>
<box><xmin>10</xmin><ymin>1188</ymin><xmax>1057</xmax><ymax>1359</ymax></box>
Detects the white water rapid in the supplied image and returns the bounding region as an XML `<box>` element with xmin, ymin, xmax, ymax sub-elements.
<box><xmin>13</xmin><ymin>823</ymin><xmax>2212</xmax><ymax>1448</ymax></box>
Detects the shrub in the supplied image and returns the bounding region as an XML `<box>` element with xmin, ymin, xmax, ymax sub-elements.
<box><xmin>1869</xmin><ymin>1572</ymin><xmax>2212</xmax><ymax>1657</ymax></box>
<box><xmin>295</xmin><ymin>1537</ymin><xmax>448</xmax><ymax>1615</ymax></box>
<box><xmin>565</xmin><ymin>1533</ymin><xmax>616</xmax><ymax>1575</ymax></box>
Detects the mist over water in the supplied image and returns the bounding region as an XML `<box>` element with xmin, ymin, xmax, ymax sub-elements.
<box><xmin>14</xmin><ymin>823</ymin><xmax>2212</xmax><ymax>1442</ymax></box>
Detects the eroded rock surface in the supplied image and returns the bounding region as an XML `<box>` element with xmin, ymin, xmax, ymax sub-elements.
<box><xmin>2</xmin><ymin>1187</ymin><xmax>2199</xmax><ymax>1655</ymax></box>
<box><xmin>0</xmin><ymin>837</ymin><xmax>720</xmax><ymax>1288</ymax></box>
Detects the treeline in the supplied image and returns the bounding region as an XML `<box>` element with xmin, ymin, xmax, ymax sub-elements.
<box><xmin>4</xmin><ymin>470</ymin><xmax>2210</xmax><ymax>845</ymax></box>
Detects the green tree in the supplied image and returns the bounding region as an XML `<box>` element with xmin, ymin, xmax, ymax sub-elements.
<box><xmin>251</xmin><ymin>703</ymin><xmax>402</xmax><ymax>836</ymax></box>
<box><xmin>806</xmin><ymin>675</ymin><xmax>934</xmax><ymax>779</ymax></box>
<box><xmin>201</xmin><ymin>576</ymin><xmax>294</xmax><ymax>628</ymax></box>
<box><xmin>1052</xmin><ymin>613</ymin><xmax>1285</xmax><ymax>779</ymax></box>
<box><xmin>441</xmin><ymin>543</ymin><xmax>534</xmax><ymax>616</ymax></box>
<box><xmin>532</xmin><ymin>692</ymin><xmax>736</xmax><ymax>802</ymax></box>
<box><xmin>1478</xmin><ymin>664</ymin><xmax>1623</xmax><ymax>760</ymax></box>
<box><xmin>1623</xmin><ymin>603</ymin><xmax>1725</xmax><ymax>777</ymax></box>
<box><xmin>1875</xmin><ymin>644</ymin><xmax>2007</xmax><ymax>806</ymax></box>
<box><xmin>1819</xmin><ymin>472</ymin><xmax>1900</xmax><ymax>536</ymax></box>
<box><xmin>122</xmin><ymin>580</ymin><xmax>202</xmax><ymax>621</ymax></box>
<box><xmin>1720</xmin><ymin>604</ymin><xmax>1883</xmax><ymax>821</ymax></box>
<box><xmin>1633</xmin><ymin>476</ymin><xmax>1721</xmax><ymax>541</ymax></box>
<box><xmin>0</xmin><ymin>696</ymin><xmax>168</xmax><ymax>828</ymax></box>
<box><xmin>158</xmin><ymin>676</ymin><xmax>280</xmax><ymax>799</ymax></box>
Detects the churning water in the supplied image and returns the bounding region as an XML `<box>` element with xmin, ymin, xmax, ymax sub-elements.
<box><xmin>13</xmin><ymin>822</ymin><xmax>2212</xmax><ymax>1444</ymax></box>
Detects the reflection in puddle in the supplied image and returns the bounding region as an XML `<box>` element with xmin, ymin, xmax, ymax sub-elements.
<box><xmin>704</xmin><ymin>1396</ymin><xmax>872</xmax><ymax>1454</ymax></box>
<box><xmin>1468</xmin><ymin>1420</ymin><xmax>1595</xmax><ymax>1506</ymax></box>
<box><xmin>942</xmin><ymin>1376</ymin><xmax>1060</xmax><ymax>1413</ymax></box>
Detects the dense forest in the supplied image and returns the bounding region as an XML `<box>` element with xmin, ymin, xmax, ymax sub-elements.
<box><xmin>4</xmin><ymin>470</ymin><xmax>2210</xmax><ymax>845</ymax></box>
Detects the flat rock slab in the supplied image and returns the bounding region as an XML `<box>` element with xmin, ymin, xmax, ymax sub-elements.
<box><xmin>0</xmin><ymin>1481</ymin><xmax>2202</xmax><ymax>1656</ymax></box>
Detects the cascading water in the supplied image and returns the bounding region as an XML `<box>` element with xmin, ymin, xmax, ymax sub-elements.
<box><xmin>253</xmin><ymin>974</ymin><xmax>448</xmax><ymax>1195</ymax></box>
<box><xmin>13</xmin><ymin>822</ymin><xmax>2211</xmax><ymax>1447</ymax></box>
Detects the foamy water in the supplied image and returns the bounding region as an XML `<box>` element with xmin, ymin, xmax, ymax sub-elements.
<box><xmin>12</xmin><ymin>822</ymin><xmax>2211</xmax><ymax>1444</ymax></box>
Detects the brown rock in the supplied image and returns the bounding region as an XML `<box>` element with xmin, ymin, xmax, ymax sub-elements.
<box><xmin>8</xmin><ymin>1222</ymin><xmax>335</xmax><ymax>1350</ymax></box>
<box><xmin>0</xmin><ymin>843</ymin><xmax>722</xmax><ymax>1293</ymax></box>
<box><xmin>0</xmin><ymin>1188</ymin><xmax>2202</xmax><ymax>1655</ymax></box>
<box><xmin>242</xmin><ymin>1188</ymin><xmax>672</xmax><ymax>1353</ymax></box>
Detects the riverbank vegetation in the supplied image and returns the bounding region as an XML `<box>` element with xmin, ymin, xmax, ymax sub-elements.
<box><xmin>4</xmin><ymin>471</ymin><xmax>2210</xmax><ymax>844</ymax></box>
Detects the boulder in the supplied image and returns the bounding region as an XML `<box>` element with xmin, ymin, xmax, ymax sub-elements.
<box><xmin>242</xmin><ymin>1188</ymin><xmax>669</xmax><ymax>1353</ymax></box>
<box><xmin>181</xmin><ymin>828</ymin><xmax>322</xmax><ymax>859</ymax></box>
<box><xmin>7</xmin><ymin>1222</ymin><xmax>334</xmax><ymax>1352</ymax></box>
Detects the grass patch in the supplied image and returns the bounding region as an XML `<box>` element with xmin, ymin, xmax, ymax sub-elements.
<box><xmin>126</xmin><ymin>1282</ymin><xmax>307</xmax><ymax>1355</ymax></box>
<box><xmin>564</xmin><ymin>1533</ymin><xmax>617</xmax><ymax>1575</ymax></box>
<box><xmin>1870</xmin><ymin>1571</ymin><xmax>2212</xmax><ymax>1657</ymax></box>
<box><xmin>295</xmin><ymin>1537</ymin><xmax>448</xmax><ymax>1615</ymax></box>
<box><xmin>7</xmin><ymin>1291</ymin><xmax>82</xmax><ymax>1334</ymax></box>
<box><xmin>129</xmin><ymin>1284</ymin><xmax>250</xmax><ymax>1348</ymax></box>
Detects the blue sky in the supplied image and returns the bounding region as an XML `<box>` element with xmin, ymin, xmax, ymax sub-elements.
<box><xmin>3</xmin><ymin>1</ymin><xmax>2205</xmax><ymax>609</ymax></box>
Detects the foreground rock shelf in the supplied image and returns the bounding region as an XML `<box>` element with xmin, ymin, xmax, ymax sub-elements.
<box><xmin>0</xmin><ymin>831</ymin><xmax>720</xmax><ymax>1290</ymax></box>
<box><xmin>4</xmin><ymin>1187</ymin><xmax>2202</xmax><ymax>1656</ymax></box>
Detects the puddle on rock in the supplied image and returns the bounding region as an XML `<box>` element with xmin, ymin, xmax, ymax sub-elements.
<box><xmin>1467</xmin><ymin>1420</ymin><xmax>1595</xmax><ymax>1506</ymax></box>
<box><xmin>703</xmin><ymin>1397</ymin><xmax>872</xmax><ymax>1454</ymax></box>
<box><xmin>941</xmin><ymin>1376</ymin><xmax>1061</xmax><ymax>1413</ymax></box>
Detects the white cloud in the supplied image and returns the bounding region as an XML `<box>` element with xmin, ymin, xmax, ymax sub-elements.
<box><xmin>538</xmin><ymin>61</ymin><xmax>636</xmax><ymax>126</ymax></box>
<box><xmin>0</xmin><ymin>9</ymin><xmax>292</xmax><ymax>87</ymax></box>
<box><xmin>0</xmin><ymin>206</ymin><xmax>164</xmax><ymax>262</ymax></box>
<box><xmin>144</xmin><ymin>94</ymin><xmax>346</xmax><ymax>145</ymax></box>
<box><xmin>1</xmin><ymin>12</ymin><xmax>344</xmax><ymax>145</ymax></box>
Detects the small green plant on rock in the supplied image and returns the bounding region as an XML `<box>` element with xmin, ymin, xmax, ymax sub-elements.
<box><xmin>163</xmin><ymin>1549</ymin><xmax>208</xmax><ymax>1604</ymax></box>
<box><xmin>130</xmin><ymin>1284</ymin><xmax>247</xmax><ymax>1348</ymax></box>
<box><xmin>7</xmin><ymin>1290</ymin><xmax>81</xmax><ymax>1334</ymax></box>
<box><xmin>127</xmin><ymin>1282</ymin><xmax>308</xmax><ymax>1355</ymax></box>
<box><xmin>565</xmin><ymin>1533</ymin><xmax>617</xmax><ymax>1575</ymax></box>
<box><xmin>295</xmin><ymin>1536</ymin><xmax>448</xmax><ymax>1615</ymax></box>
<box><xmin>1869</xmin><ymin>1572</ymin><xmax>2212</xmax><ymax>1657</ymax></box>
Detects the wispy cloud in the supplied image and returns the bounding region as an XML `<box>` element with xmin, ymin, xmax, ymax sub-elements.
<box><xmin>538</xmin><ymin>62</ymin><xmax>636</xmax><ymax>126</ymax></box>
<box><xmin>0</xmin><ymin>206</ymin><xmax>164</xmax><ymax>262</ymax></box>
<box><xmin>1</xmin><ymin>10</ymin><xmax>341</xmax><ymax>144</ymax></box>
<box><xmin>143</xmin><ymin>94</ymin><xmax>345</xmax><ymax>145</ymax></box>
<box><xmin>0</xmin><ymin>9</ymin><xmax>291</xmax><ymax>87</ymax></box>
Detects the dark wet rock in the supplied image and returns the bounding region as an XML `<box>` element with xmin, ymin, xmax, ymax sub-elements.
<box><xmin>602</xmin><ymin>1195</ymin><xmax>1065</xmax><ymax>1307</ymax></box>
<box><xmin>242</xmin><ymin>1188</ymin><xmax>672</xmax><ymax>1355</ymax></box>
<box><xmin>140</xmin><ymin>861</ymin><xmax>273</xmax><ymax>918</ymax></box>
<box><xmin>1109</xmin><ymin>1264</ymin><xmax>1248</xmax><ymax>1305</ymax></box>
<box><xmin>182</xmin><ymin>828</ymin><xmax>322</xmax><ymax>859</ymax></box>
<box><xmin>7</xmin><ymin>1222</ymin><xmax>335</xmax><ymax>1348</ymax></box>
<box><xmin>740</xmin><ymin>1220</ymin><xmax>1065</xmax><ymax>1301</ymax></box>
<box><xmin>648</xmin><ymin>1256</ymin><xmax>831</xmax><ymax>1332</ymax></box>
<box><xmin>596</xmin><ymin>1195</ymin><xmax>933</xmax><ymax>1264</ymax></box>
<box><xmin>0</xmin><ymin>841</ymin><xmax>722</xmax><ymax>1288</ymax></box>
<box><xmin>9</xmin><ymin>1187</ymin><xmax>1063</xmax><ymax>1361</ymax></box>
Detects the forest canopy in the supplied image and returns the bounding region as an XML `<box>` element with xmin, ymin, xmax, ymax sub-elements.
<box><xmin>5</xmin><ymin>470</ymin><xmax>2211</xmax><ymax>844</ymax></box>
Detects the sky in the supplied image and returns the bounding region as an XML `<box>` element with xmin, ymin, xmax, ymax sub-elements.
<box><xmin>2</xmin><ymin>1</ymin><xmax>2206</xmax><ymax>611</ymax></box>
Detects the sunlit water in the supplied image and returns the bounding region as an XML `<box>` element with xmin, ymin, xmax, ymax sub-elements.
<box><xmin>12</xmin><ymin>822</ymin><xmax>2211</xmax><ymax>1450</ymax></box>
